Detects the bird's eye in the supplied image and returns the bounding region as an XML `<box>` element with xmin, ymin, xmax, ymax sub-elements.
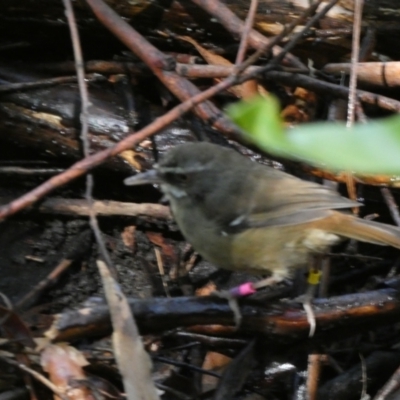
<box><xmin>174</xmin><ymin>173</ymin><xmax>189</xmax><ymax>183</ymax></box>
<box><xmin>164</xmin><ymin>172</ymin><xmax>189</xmax><ymax>184</ymax></box>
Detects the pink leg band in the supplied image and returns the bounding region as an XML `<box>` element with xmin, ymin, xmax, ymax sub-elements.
<box><xmin>229</xmin><ymin>282</ymin><xmax>256</xmax><ymax>297</ymax></box>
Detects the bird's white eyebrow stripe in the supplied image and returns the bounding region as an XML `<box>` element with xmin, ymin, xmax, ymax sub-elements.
<box><xmin>158</xmin><ymin>162</ymin><xmax>213</xmax><ymax>174</ymax></box>
<box><xmin>229</xmin><ymin>214</ymin><xmax>246</xmax><ymax>226</ymax></box>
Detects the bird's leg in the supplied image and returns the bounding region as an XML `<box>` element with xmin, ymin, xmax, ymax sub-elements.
<box><xmin>213</xmin><ymin>289</ymin><xmax>243</xmax><ymax>328</ymax></box>
<box><xmin>227</xmin><ymin>269</ymin><xmax>288</xmax><ymax>298</ymax></box>
<box><xmin>294</xmin><ymin>255</ymin><xmax>323</xmax><ymax>337</ymax></box>
<box><xmin>213</xmin><ymin>270</ymin><xmax>288</xmax><ymax>328</ymax></box>
<box><xmin>212</xmin><ymin>281</ymin><xmax>262</xmax><ymax>328</ymax></box>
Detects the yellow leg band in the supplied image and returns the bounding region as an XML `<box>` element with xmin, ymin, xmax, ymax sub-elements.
<box><xmin>308</xmin><ymin>269</ymin><xmax>322</xmax><ymax>285</ymax></box>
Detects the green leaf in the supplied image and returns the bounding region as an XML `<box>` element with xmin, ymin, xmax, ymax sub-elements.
<box><xmin>227</xmin><ymin>96</ymin><xmax>400</xmax><ymax>175</ymax></box>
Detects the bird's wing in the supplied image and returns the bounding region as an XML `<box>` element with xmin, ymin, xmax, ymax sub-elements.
<box><xmin>226</xmin><ymin>168</ymin><xmax>360</xmax><ymax>232</ymax></box>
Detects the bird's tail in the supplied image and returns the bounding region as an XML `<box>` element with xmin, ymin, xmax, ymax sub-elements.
<box><xmin>324</xmin><ymin>212</ymin><xmax>400</xmax><ymax>249</ymax></box>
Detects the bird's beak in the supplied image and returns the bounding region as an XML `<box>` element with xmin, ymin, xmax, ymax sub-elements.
<box><xmin>124</xmin><ymin>169</ymin><xmax>161</xmax><ymax>186</ymax></box>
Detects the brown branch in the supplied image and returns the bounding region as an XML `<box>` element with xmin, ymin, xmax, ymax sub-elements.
<box><xmin>344</xmin><ymin>0</ymin><xmax>364</xmax><ymax>213</ymax></box>
<box><xmin>0</xmin><ymin>167</ymin><xmax>65</xmax><ymax>175</ymax></box>
<box><xmin>243</xmin><ymin>0</ymin><xmax>341</xmax><ymax>75</ymax></box>
<box><xmin>304</xmin><ymin>166</ymin><xmax>400</xmax><ymax>188</ymax></box>
<box><xmin>0</xmin><ymin>356</ymin><xmax>69</xmax><ymax>400</ymax></box>
<box><xmin>64</xmin><ymin>0</ymin><xmax>116</xmax><ymax>274</ymax></box>
<box><xmin>323</xmin><ymin>62</ymin><xmax>400</xmax><ymax>87</ymax></box>
<box><xmin>347</xmin><ymin>0</ymin><xmax>364</xmax><ymax>127</ymax></box>
<box><xmin>235</xmin><ymin>0</ymin><xmax>258</xmax><ymax>65</ymax></box>
<box><xmin>85</xmin><ymin>0</ymin><xmax>241</xmax><ymax>139</ymax></box>
<box><xmin>176</xmin><ymin>64</ymin><xmax>400</xmax><ymax>112</ymax></box>
<box><xmin>47</xmin><ymin>287</ymin><xmax>400</xmax><ymax>343</ymax></box>
<box><xmin>0</xmin><ymin>71</ymin><xmax>239</xmax><ymax>220</ymax></box>
<box><xmin>2</xmin><ymin>3</ymin><xmax>397</xmax><ymax>221</ymax></box>
<box><xmin>34</xmin><ymin>60</ymin><xmax>149</xmax><ymax>75</ymax></box>
<box><xmin>307</xmin><ymin>354</ymin><xmax>326</xmax><ymax>400</ymax></box>
<box><xmin>29</xmin><ymin>197</ymin><xmax>171</xmax><ymax>220</ymax></box>
<box><xmin>2</xmin><ymin>65</ymin><xmax>399</xmax><ymax>220</ymax></box>
<box><xmin>0</xmin><ymin>75</ymin><xmax>100</xmax><ymax>93</ymax></box>
<box><xmin>235</xmin><ymin>0</ymin><xmax>327</xmax><ymax>74</ymax></box>
<box><xmin>190</xmin><ymin>0</ymin><xmax>305</xmax><ymax>69</ymax></box>
<box><xmin>263</xmin><ymin>71</ymin><xmax>400</xmax><ymax>112</ymax></box>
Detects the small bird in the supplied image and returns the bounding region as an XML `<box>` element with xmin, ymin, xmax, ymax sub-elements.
<box><xmin>124</xmin><ymin>142</ymin><xmax>400</xmax><ymax>288</ymax></box>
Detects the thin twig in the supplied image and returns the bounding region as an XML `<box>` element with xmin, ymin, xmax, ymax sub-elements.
<box><xmin>345</xmin><ymin>0</ymin><xmax>364</xmax><ymax>212</ymax></box>
<box><xmin>154</xmin><ymin>247</ymin><xmax>170</xmax><ymax>297</ymax></box>
<box><xmin>190</xmin><ymin>0</ymin><xmax>305</xmax><ymax>68</ymax></box>
<box><xmin>269</xmin><ymin>0</ymin><xmax>340</xmax><ymax>69</ymax></box>
<box><xmin>347</xmin><ymin>0</ymin><xmax>364</xmax><ymax>127</ymax></box>
<box><xmin>62</xmin><ymin>0</ymin><xmax>90</xmax><ymax>157</ymax></box>
<box><xmin>261</xmin><ymin>70</ymin><xmax>400</xmax><ymax>112</ymax></box>
<box><xmin>307</xmin><ymin>354</ymin><xmax>326</xmax><ymax>400</ymax></box>
<box><xmin>381</xmin><ymin>187</ymin><xmax>400</xmax><ymax>227</ymax></box>
<box><xmin>34</xmin><ymin>197</ymin><xmax>171</xmax><ymax>219</ymax></box>
<box><xmin>0</xmin><ymin>167</ymin><xmax>65</xmax><ymax>175</ymax></box>
<box><xmin>63</xmin><ymin>0</ymin><xmax>115</xmax><ymax>274</ymax></box>
<box><xmin>235</xmin><ymin>0</ymin><xmax>258</xmax><ymax>65</ymax></box>
<box><xmin>175</xmin><ymin>63</ymin><xmax>400</xmax><ymax>112</ymax></box>
<box><xmin>86</xmin><ymin>176</ymin><xmax>116</xmax><ymax>274</ymax></box>
<box><xmin>0</xmin><ymin>74</ymin><xmax>101</xmax><ymax>93</ymax></box>
<box><xmin>85</xmin><ymin>0</ymin><xmax>241</xmax><ymax>139</ymax></box>
<box><xmin>235</xmin><ymin>0</ymin><xmax>331</xmax><ymax>74</ymax></box>
<box><xmin>359</xmin><ymin>353</ymin><xmax>368</xmax><ymax>400</ymax></box>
